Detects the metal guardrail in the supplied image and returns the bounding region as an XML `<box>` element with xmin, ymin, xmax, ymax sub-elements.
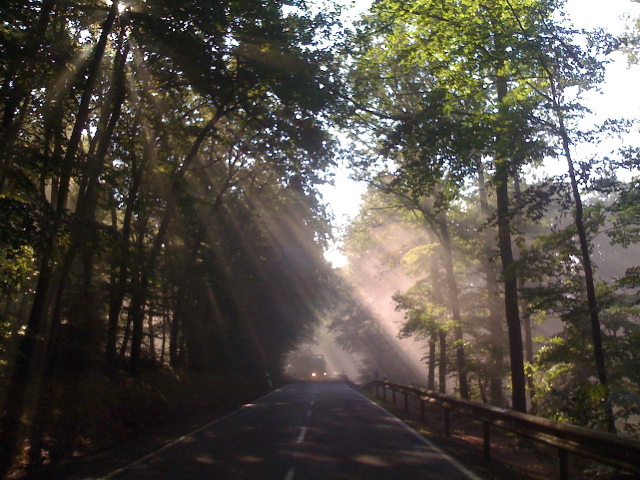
<box><xmin>363</xmin><ymin>380</ymin><xmax>640</xmax><ymax>479</ymax></box>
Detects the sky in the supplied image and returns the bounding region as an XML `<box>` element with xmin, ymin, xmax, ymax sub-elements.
<box><xmin>319</xmin><ymin>0</ymin><xmax>640</xmax><ymax>267</ymax></box>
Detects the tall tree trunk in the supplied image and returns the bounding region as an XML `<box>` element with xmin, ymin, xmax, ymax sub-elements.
<box><xmin>477</xmin><ymin>159</ymin><xmax>506</xmax><ymax>406</ymax></box>
<box><xmin>129</xmin><ymin>111</ymin><xmax>225</xmax><ymax>374</ymax></box>
<box><xmin>494</xmin><ymin>71</ymin><xmax>527</xmax><ymax>413</ymax></box>
<box><xmin>0</xmin><ymin>4</ymin><xmax>119</xmax><ymax>474</ymax></box>
<box><xmin>431</xmin><ymin>254</ymin><xmax>447</xmax><ymax>394</ymax></box>
<box><xmin>106</xmin><ymin>138</ymin><xmax>148</xmax><ymax>370</ymax></box>
<box><xmin>438</xmin><ymin>330</ymin><xmax>447</xmax><ymax>394</ymax></box>
<box><xmin>55</xmin><ymin>2</ymin><xmax>119</xmax><ymax>214</ymax></box>
<box><xmin>513</xmin><ymin>174</ymin><xmax>536</xmax><ymax>412</ymax></box>
<box><xmin>38</xmin><ymin>29</ymin><xmax>127</xmax><ymax>373</ymax></box>
<box><xmin>427</xmin><ymin>335</ymin><xmax>436</xmax><ymax>391</ymax></box>
<box><xmin>551</xmin><ymin>81</ymin><xmax>616</xmax><ymax>432</ymax></box>
<box><xmin>170</xmin><ymin>285</ymin><xmax>183</xmax><ymax>368</ymax></box>
<box><xmin>147</xmin><ymin>313</ymin><xmax>156</xmax><ymax>362</ymax></box>
<box><xmin>478</xmin><ymin>378</ymin><xmax>488</xmax><ymax>404</ymax></box>
<box><xmin>437</xmin><ymin>211</ymin><xmax>469</xmax><ymax>399</ymax></box>
<box><xmin>160</xmin><ymin>304</ymin><xmax>168</xmax><ymax>365</ymax></box>
<box><xmin>47</xmin><ymin>118</ymin><xmax>64</xmax><ymax>208</ymax></box>
<box><xmin>44</xmin><ymin>31</ymin><xmax>129</xmax><ymax>371</ymax></box>
<box><xmin>118</xmin><ymin>314</ymin><xmax>132</xmax><ymax>362</ymax></box>
<box><xmin>78</xmin><ymin>35</ymin><xmax>129</xmax><ymax>316</ymax></box>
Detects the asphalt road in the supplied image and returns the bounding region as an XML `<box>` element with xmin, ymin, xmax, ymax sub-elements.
<box><xmin>102</xmin><ymin>381</ymin><xmax>480</xmax><ymax>480</ymax></box>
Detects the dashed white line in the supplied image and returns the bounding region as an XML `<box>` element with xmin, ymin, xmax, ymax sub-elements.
<box><xmin>310</xmin><ymin>400</ymin><xmax>315</xmax><ymax>406</ymax></box>
<box><xmin>296</xmin><ymin>426</ymin><xmax>307</xmax><ymax>443</ymax></box>
<box><xmin>284</xmin><ymin>465</ymin><xmax>296</xmax><ymax>480</ymax></box>
<box><xmin>306</xmin><ymin>410</ymin><xmax>312</xmax><ymax>418</ymax></box>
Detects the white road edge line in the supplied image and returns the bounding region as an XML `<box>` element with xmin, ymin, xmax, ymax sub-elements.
<box><xmin>99</xmin><ymin>385</ymin><xmax>291</xmax><ymax>479</ymax></box>
<box><xmin>356</xmin><ymin>390</ymin><xmax>483</xmax><ymax>480</ymax></box>
<box><xmin>296</xmin><ymin>426</ymin><xmax>307</xmax><ymax>443</ymax></box>
<box><xmin>284</xmin><ymin>465</ymin><xmax>296</xmax><ymax>480</ymax></box>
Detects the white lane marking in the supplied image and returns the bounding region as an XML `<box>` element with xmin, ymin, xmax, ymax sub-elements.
<box><xmin>356</xmin><ymin>391</ymin><xmax>483</xmax><ymax>480</ymax></box>
<box><xmin>285</xmin><ymin>465</ymin><xmax>296</xmax><ymax>480</ymax></box>
<box><xmin>296</xmin><ymin>426</ymin><xmax>307</xmax><ymax>443</ymax></box>
<box><xmin>310</xmin><ymin>400</ymin><xmax>315</xmax><ymax>406</ymax></box>
<box><xmin>306</xmin><ymin>410</ymin><xmax>312</xmax><ymax>418</ymax></box>
<box><xmin>100</xmin><ymin>385</ymin><xmax>292</xmax><ymax>479</ymax></box>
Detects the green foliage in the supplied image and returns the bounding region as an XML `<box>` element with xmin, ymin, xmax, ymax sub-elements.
<box><xmin>533</xmin><ymin>295</ymin><xmax>640</xmax><ymax>435</ymax></box>
<box><xmin>394</xmin><ymin>281</ymin><xmax>451</xmax><ymax>339</ymax></box>
<box><xmin>519</xmin><ymin>192</ymin><xmax>640</xmax><ymax>433</ymax></box>
<box><xmin>340</xmin><ymin>0</ymin><xmax>640</xmax><ymax>425</ymax></box>
<box><xmin>621</xmin><ymin>0</ymin><xmax>640</xmax><ymax>64</ymax></box>
<box><xmin>0</xmin><ymin>0</ymin><xmax>348</xmax><ymax>471</ymax></box>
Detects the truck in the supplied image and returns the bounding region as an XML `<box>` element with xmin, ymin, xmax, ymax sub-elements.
<box><xmin>292</xmin><ymin>354</ymin><xmax>327</xmax><ymax>380</ymax></box>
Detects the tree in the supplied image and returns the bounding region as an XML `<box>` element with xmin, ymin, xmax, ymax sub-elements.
<box><xmin>344</xmin><ymin>0</ymin><xmax>562</xmax><ymax>411</ymax></box>
<box><xmin>0</xmin><ymin>0</ymin><xmax>344</xmax><ymax>472</ymax></box>
<box><xmin>344</xmin><ymin>0</ymin><xmax>631</xmax><ymax>415</ymax></box>
<box><xmin>503</xmin><ymin>0</ymin><xmax>619</xmax><ymax>429</ymax></box>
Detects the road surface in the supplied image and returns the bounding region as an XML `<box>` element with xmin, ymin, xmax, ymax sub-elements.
<box><xmin>103</xmin><ymin>381</ymin><xmax>480</xmax><ymax>480</ymax></box>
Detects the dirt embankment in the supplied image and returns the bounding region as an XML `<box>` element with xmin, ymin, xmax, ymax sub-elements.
<box><xmin>5</xmin><ymin>370</ymin><xmax>268</xmax><ymax>479</ymax></box>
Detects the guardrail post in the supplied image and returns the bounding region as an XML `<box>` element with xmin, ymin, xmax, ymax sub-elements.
<box><xmin>404</xmin><ymin>391</ymin><xmax>409</xmax><ymax>412</ymax></box>
<box><xmin>444</xmin><ymin>408</ymin><xmax>450</xmax><ymax>437</ymax></box>
<box><xmin>558</xmin><ymin>449</ymin><xmax>568</xmax><ymax>480</ymax></box>
<box><xmin>483</xmin><ymin>421</ymin><xmax>491</xmax><ymax>460</ymax></box>
<box><xmin>362</xmin><ymin>380</ymin><xmax>640</xmax><ymax>476</ymax></box>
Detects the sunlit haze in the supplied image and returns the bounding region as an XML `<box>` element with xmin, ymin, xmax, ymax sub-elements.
<box><xmin>2</xmin><ymin>1</ymin><xmax>639</xmax><ymax>476</ymax></box>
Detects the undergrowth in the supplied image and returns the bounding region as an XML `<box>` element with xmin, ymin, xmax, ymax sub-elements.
<box><xmin>7</xmin><ymin>369</ymin><xmax>256</xmax><ymax>476</ymax></box>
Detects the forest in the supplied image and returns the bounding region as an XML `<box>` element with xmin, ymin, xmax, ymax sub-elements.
<box><xmin>0</xmin><ymin>0</ymin><xmax>639</xmax><ymax>476</ymax></box>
